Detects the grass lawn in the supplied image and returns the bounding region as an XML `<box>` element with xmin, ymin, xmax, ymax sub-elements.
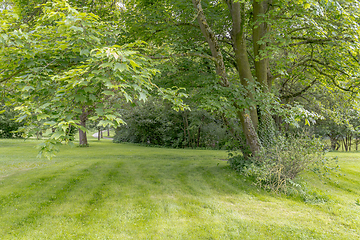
<box><xmin>0</xmin><ymin>139</ymin><xmax>359</xmax><ymax>239</ymax></box>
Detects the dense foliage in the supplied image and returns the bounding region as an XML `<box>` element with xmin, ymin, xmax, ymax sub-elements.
<box><xmin>0</xmin><ymin>106</ymin><xmax>23</xmax><ymax>138</ymax></box>
<box><xmin>113</xmin><ymin>99</ymin><xmax>237</xmax><ymax>149</ymax></box>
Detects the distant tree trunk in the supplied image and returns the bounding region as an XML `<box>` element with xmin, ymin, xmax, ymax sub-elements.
<box><xmin>79</xmin><ymin>121</ymin><xmax>88</xmax><ymax>146</ymax></box>
<box><xmin>345</xmin><ymin>134</ymin><xmax>352</xmax><ymax>151</ymax></box>
<box><xmin>36</xmin><ymin>131</ymin><xmax>42</xmax><ymax>140</ymax></box>
<box><xmin>329</xmin><ymin>134</ymin><xmax>339</xmax><ymax>150</ymax></box>
<box><xmin>107</xmin><ymin>126</ymin><xmax>110</xmax><ymax>136</ymax></box>
<box><xmin>182</xmin><ymin>112</ymin><xmax>188</xmax><ymax>148</ymax></box>
<box><xmin>98</xmin><ymin>128</ymin><xmax>101</xmax><ymax>141</ymax></box>
<box><xmin>356</xmin><ymin>137</ymin><xmax>358</xmax><ymax>151</ymax></box>
<box><xmin>342</xmin><ymin>134</ymin><xmax>352</xmax><ymax>152</ymax></box>
<box><xmin>348</xmin><ymin>134</ymin><xmax>352</xmax><ymax>151</ymax></box>
<box><xmin>78</xmin><ymin>108</ymin><xmax>88</xmax><ymax>146</ymax></box>
<box><xmin>197</xmin><ymin>116</ymin><xmax>205</xmax><ymax>148</ymax></box>
<box><xmin>342</xmin><ymin>136</ymin><xmax>346</xmax><ymax>151</ymax></box>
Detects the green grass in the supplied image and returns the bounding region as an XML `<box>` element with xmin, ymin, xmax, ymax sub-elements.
<box><xmin>0</xmin><ymin>139</ymin><xmax>359</xmax><ymax>239</ymax></box>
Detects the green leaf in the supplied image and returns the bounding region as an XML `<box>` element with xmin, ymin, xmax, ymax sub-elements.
<box><xmin>100</xmin><ymin>62</ymin><xmax>113</xmax><ymax>68</ymax></box>
<box><xmin>129</xmin><ymin>60</ymin><xmax>140</xmax><ymax>69</ymax></box>
<box><xmin>80</xmin><ymin>48</ymin><xmax>90</xmax><ymax>56</ymax></box>
<box><xmin>114</xmin><ymin>62</ymin><xmax>127</xmax><ymax>72</ymax></box>
<box><xmin>139</xmin><ymin>92</ymin><xmax>147</xmax><ymax>102</ymax></box>
<box><xmin>78</xmin><ymin>125</ymin><xmax>87</xmax><ymax>133</ymax></box>
<box><xmin>105</xmin><ymin>114</ymin><xmax>116</xmax><ymax>120</ymax></box>
<box><xmin>98</xmin><ymin>120</ymin><xmax>112</xmax><ymax>127</ymax></box>
<box><xmin>74</xmin><ymin>95</ymin><xmax>86</xmax><ymax>102</ymax></box>
<box><xmin>103</xmin><ymin>90</ymin><xmax>114</xmax><ymax>96</ymax></box>
<box><xmin>89</xmin><ymin>94</ymin><xmax>97</xmax><ymax>101</ymax></box>
<box><xmin>22</xmin><ymin>86</ymin><xmax>35</xmax><ymax>91</ymax></box>
<box><xmin>84</xmin><ymin>87</ymin><xmax>95</xmax><ymax>93</ymax></box>
<box><xmin>44</xmin><ymin>121</ymin><xmax>57</xmax><ymax>126</ymax></box>
<box><xmin>89</xmin><ymin>116</ymin><xmax>99</xmax><ymax>121</ymax></box>
<box><xmin>37</xmin><ymin>114</ymin><xmax>49</xmax><ymax>121</ymax></box>
<box><xmin>51</xmin><ymin>131</ymin><xmax>64</xmax><ymax>140</ymax></box>
<box><xmin>70</xmin><ymin>26</ymin><xmax>84</xmax><ymax>32</ymax></box>
<box><xmin>1</xmin><ymin>34</ymin><xmax>8</xmax><ymax>41</ymax></box>
<box><xmin>95</xmin><ymin>108</ymin><xmax>104</xmax><ymax>115</ymax></box>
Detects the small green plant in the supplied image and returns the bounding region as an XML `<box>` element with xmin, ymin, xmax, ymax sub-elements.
<box><xmin>301</xmin><ymin>190</ymin><xmax>331</xmax><ymax>204</ymax></box>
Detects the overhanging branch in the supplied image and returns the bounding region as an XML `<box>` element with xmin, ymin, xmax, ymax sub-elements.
<box><xmin>306</xmin><ymin>64</ymin><xmax>354</xmax><ymax>92</ymax></box>
<box><xmin>148</xmin><ymin>52</ymin><xmax>216</xmax><ymax>62</ymax></box>
<box><xmin>281</xmin><ymin>78</ymin><xmax>317</xmax><ymax>100</ymax></box>
<box><xmin>0</xmin><ymin>69</ymin><xmax>24</xmax><ymax>83</ymax></box>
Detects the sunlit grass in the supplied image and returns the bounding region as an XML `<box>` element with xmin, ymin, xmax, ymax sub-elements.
<box><xmin>0</xmin><ymin>139</ymin><xmax>359</xmax><ymax>239</ymax></box>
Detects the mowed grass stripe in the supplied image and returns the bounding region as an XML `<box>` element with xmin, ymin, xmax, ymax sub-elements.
<box><xmin>1</xmin><ymin>161</ymin><xmax>105</xmax><ymax>236</ymax></box>
<box><xmin>0</xmin><ymin>139</ymin><xmax>360</xmax><ymax>239</ymax></box>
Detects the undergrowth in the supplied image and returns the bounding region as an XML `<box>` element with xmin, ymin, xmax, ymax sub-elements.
<box><xmin>228</xmin><ymin>134</ymin><xmax>339</xmax><ymax>195</ymax></box>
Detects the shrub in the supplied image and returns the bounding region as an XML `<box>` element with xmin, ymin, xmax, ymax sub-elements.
<box><xmin>0</xmin><ymin>107</ymin><xmax>24</xmax><ymax>138</ymax></box>
<box><xmin>228</xmin><ymin>133</ymin><xmax>338</xmax><ymax>194</ymax></box>
<box><xmin>113</xmin><ymin>99</ymin><xmax>236</xmax><ymax>149</ymax></box>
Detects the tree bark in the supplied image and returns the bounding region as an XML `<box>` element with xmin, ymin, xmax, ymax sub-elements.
<box><xmin>252</xmin><ymin>0</ymin><xmax>276</xmax><ymax>146</ymax></box>
<box><xmin>192</xmin><ymin>0</ymin><xmax>229</xmax><ymax>87</ymax></box>
<box><xmin>197</xmin><ymin>115</ymin><xmax>205</xmax><ymax>148</ymax></box>
<box><xmin>78</xmin><ymin>108</ymin><xmax>88</xmax><ymax>146</ymax></box>
<box><xmin>253</xmin><ymin>0</ymin><xmax>270</xmax><ymax>89</ymax></box>
<box><xmin>229</xmin><ymin>1</ymin><xmax>259</xmax><ymax>130</ymax></box>
<box><xmin>192</xmin><ymin>0</ymin><xmax>262</xmax><ymax>156</ymax></box>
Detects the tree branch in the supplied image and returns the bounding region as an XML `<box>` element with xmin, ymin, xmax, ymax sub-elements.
<box><xmin>281</xmin><ymin>78</ymin><xmax>317</xmax><ymax>100</ymax></box>
<box><xmin>148</xmin><ymin>52</ymin><xmax>216</xmax><ymax>62</ymax></box>
<box><xmin>0</xmin><ymin>69</ymin><xmax>24</xmax><ymax>83</ymax></box>
<box><xmin>310</xmin><ymin>59</ymin><xmax>349</xmax><ymax>76</ymax></box>
<box><xmin>289</xmin><ymin>37</ymin><xmax>332</xmax><ymax>46</ymax></box>
<box><xmin>305</xmin><ymin>64</ymin><xmax>355</xmax><ymax>92</ymax></box>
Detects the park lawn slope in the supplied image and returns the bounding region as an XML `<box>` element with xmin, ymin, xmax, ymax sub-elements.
<box><xmin>0</xmin><ymin>139</ymin><xmax>359</xmax><ymax>239</ymax></box>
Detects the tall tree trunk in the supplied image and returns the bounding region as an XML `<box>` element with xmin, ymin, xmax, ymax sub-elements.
<box><xmin>253</xmin><ymin>0</ymin><xmax>270</xmax><ymax>89</ymax></box>
<box><xmin>193</xmin><ymin>0</ymin><xmax>262</xmax><ymax>156</ymax></box>
<box><xmin>229</xmin><ymin>1</ymin><xmax>259</xmax><ymax>130</ymax></box>
<box><xmin>252</xmin><ymin>0</ymin><xmax>276</xmax><ymax>146</ymax></box>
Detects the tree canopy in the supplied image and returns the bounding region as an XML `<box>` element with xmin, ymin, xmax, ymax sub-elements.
<box><xmin>1</xmin><ymin>0</ymin><xmax>360</xmax><ymax>159</ymax></box>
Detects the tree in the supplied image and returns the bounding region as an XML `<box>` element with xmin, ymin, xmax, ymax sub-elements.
<box><xmin>0</xmin><ymin>0</ymin><xmax>187</xmax><ymax>156</ymax></box>
<box><xmin>121</xmin><ymin>0</ymin><xmax>360</xmax><ymax>157</ymax></box>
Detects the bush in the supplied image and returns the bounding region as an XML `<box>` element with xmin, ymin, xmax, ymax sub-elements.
<box><xmin>228</xmin><ymin>134</ymin><xmax>338</xmax><ymax>194</ymax></box>
<box><xmin>113</xmin><ymin>99</ymin><xmax>236</xmax><ymax>149</ymax></box>
<box><xmin>0</xmin><ymin>107</ymin><xmax>24</xmax><ymax>138</ymax></box>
